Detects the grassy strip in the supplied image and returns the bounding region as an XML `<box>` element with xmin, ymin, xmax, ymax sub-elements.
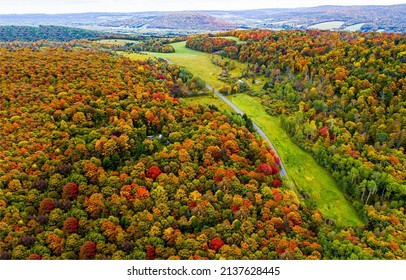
<box><xmin>181</xmin><ymin>94</ymin><xmax>234</xmax><ymax>112</ymax></box>
<box><xmin>146</xmin><ymin>41</ymin><xmax>247</xmax><ymax>90</ymax></box>
<box><xmin>228</xmin><ymin>94</ymin><xmax>364</xmax><ymax>226</ymax></box>
<box><xmin>118</xmin><ymin>51</ymin><xmax>157</xmax><ymax>61</ymax></box>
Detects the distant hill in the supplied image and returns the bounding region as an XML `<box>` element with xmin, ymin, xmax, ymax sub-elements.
<box><xmin>0</xmin><ymin>4</ymin><xmax>404</xmax><ymax>34</ymax></box>
<box><xmin>239</xmin><ymin>4</ymin><xmax>406</xmax><ymax>33</ymax></box>
<box><xmin>146</xmin><ymin>13</ymin><xmax>235</xmax><ymax>31</ymax></box>
<box><xmin>0</xmin><ymin>25</ymin><xmax>102</xmax><ymax>42</ymax></box>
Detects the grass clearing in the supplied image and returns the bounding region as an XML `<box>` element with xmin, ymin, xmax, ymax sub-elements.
<box><xmin>118</xmin><ymin>51</ymin><xmax>157</xmax><ymax>61</ymax></box>
<box><xmin>146</xmin><ymin>41</ymin><xmax>247</xmax><ymax>90</ymax></box>
<box><xmin>181</xmin><ymin>94</ymin><xmax>234</xmax><ymax>112</ymax></box>
<box><xmin>309</xmin><ymin>21</ymin><xmax>345</xmax><ymax>30</ymax></box>
<box><xmin>228</xmin><ymin>94</ymin><xmax>364</xmax><ymax>227</ymax></box>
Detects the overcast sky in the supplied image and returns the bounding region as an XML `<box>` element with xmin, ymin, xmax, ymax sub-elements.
<box><xmin>0</xmin><ymin>0</ymin><xmax>404</xmax><ymax>14</ymax></box>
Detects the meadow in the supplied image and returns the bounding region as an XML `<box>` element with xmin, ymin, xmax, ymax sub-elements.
<box><xmin>146</xmin><ymin>41</ymin><xmax>247</xmax><ymax>90</ymax></box>
<box><xmin>344</xmin><ymin>23</ymin><xmax>365</xmax><ymax>31</ymax></box>
<box><xmin>309</xmin><ymin>21</ymin><xmax>345</xmax><ymax>30</ymax></box>
<box><xmin>181</xmin><ymin>94</ymin><xmax>234</xmax><ymax>112</ymax></box>
<box><xmin>117</xmin><ymin>51</ymin><xmax>157</xmax><ymax>61</ymax></box>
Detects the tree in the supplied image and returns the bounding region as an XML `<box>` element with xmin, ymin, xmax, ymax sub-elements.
<box><xmin>63</xmin><ymin>217</ymin><xmax>79</xmax><ymax>234</ymax></box>
<box><xmin>147</xmin><ymin>166</ymin><xmax>162</xmax><ymax>179</ymax></box>
<box><xmin>365</xmin><ymin>181</ymin><xmax>377</xmax><ymax>204</ymax></box>
<box><xmin>62</xmin><ymin>182</ymin><xmax>79</xmax><ymax>200</ymax></box>
<box><xmin>210</xmin><ymin>237</ymin><xmax>224</xmax><ymax>251</ymax></box>
<box><xmin>79</xmin><ymin>241</ymin><xmax>97</xmax><ymax>259</ymax></box>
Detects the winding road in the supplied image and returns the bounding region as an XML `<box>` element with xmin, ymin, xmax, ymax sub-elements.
<box><xmin>152</xmin><ymin>53</ymin><xmax>288</xmax><ymax>177</ymax></box>
<box><xmin>206</xmin><ymin>85</ymin><xmax>288</xmax><ymax>177</ymax></box>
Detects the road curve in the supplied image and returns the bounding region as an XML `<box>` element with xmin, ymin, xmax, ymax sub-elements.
<box><xmin>206</xmin><ymin>85</ymin><xmax>288</xmax><ymax>177</ymax></box>
<box><xmin>150</xmin><ymin>54</ymin><xmax>288</xmax><ymax>177</ymax></box>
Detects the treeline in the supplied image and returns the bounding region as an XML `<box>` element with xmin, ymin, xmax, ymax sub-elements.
<box><xmin>98</xmin><ymin>37</ymin><xmax>187</xmax><ymax>53</ymax></box>
<box><xmin>186</xmin><ymin>35</ymin><xmax>239</xmax><ymax>58</ymax></box>
<box><xmin>122</xmin><ymin>38</ymin><xmax>175</xmax><ymax>53</ymax></box>
<box><xmin>0</xmin><ymin>25</ymin><xmax>103</xmax><ymax>42</ymax></box>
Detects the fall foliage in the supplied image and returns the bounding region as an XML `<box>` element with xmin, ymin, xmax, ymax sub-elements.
<box><xmin>0</xmin><ymin>32</ymin><xmax>404</xmax><ymax>260</ymax></box>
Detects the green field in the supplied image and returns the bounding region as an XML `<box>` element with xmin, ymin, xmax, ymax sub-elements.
<box><xmin>181</xmin><ymin>94</ymin><xmax>234</xmax><ymax>112</ymax></box>
<box><xmin>118</xmin><ymin>51</ymin><xmax>157</xmax><ymax>61</ymax></box>
<box><xmin>228</xmin><ymin>94</ymin><xmax>363</xmax><ymax>226</ymax></box>
<box><xmin>146</xmin><ymin>41</ymin><xmax>247</xmax><ymax>90</ymax></box>
<box><xmin>309</xmin><ymin>21</ymin><xmax>345</xmax><ymax>30</ymax></box>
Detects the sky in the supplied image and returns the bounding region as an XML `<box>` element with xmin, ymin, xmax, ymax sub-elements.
<box><xmin>0</xmin><ymin>0</ymin><xmax>404</xmax><ymax>14</ymax></box>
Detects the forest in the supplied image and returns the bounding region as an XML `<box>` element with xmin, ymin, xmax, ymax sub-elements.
<box><xmin>0</xmin><ymin>26</ymin><xmax>105</xmax><ymax>42</ymax></box>
<box><xmin>185</xmin><ymin>30</ymin><xmax>406</xmax><ymax>259</ymax></box>
<box><xmin>186</xmin><ymin>36</ymin><xmax>239</xmax><ymax>55</ymax></box>
<box><xmin>186</xmin><ymin>30</ymin><xmax>406</xmax><ymax>203</ymax></box>
<box><xmin>98</xmin><ymin>37</ymin><xmax>187</xmax><ymax>53</ymax></box>
<box><xmin>0</xmin><ymin>28</ymin><xmax>405</xmax><ymax>260</ymax></box>
<box><xmin>0</xmin><ymin>45</ymin><xmax>321</xmax><ymax>260</ymax></box>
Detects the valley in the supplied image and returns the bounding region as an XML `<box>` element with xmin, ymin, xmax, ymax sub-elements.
<box><xmin>0</xmin><ymin>4</ymin><xmax>405</xmax><ymax>34</ymax></box>
<box><xmin>135</xmin><ymin>40</ymin><xmax>364</xmax><ymax>226</ymax></box>
<box><xmin>0</xmin><ymin>9</ymin><xmax>405</xmax><ymax>261</ymax></box>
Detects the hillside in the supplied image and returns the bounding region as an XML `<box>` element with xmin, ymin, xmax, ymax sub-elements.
<box><xmin>188</xmin><ymin>30</ymin><xmax>406</xmax><ymax>200</ymax></box>
<box><xmin>0</xmin><ymin>45</ymin><xmax>327</xmax><ymax>260</ymax></box>
<box><xmin>0</xmin><ymin>4</ymin><xmax>404</xmax><ymax>34</ymax></box>
<box><xmin>227</xmin><ymin>4</ymin><xmax>406</xmax><ymax>32</ymax></box>
<box><xmin>183</xmin><ymin>29</ymin><xmax>406</xmax><ymax>259</ymax></box>
<box><xmin>0</xmin><ymin>25</ymin><xmax>103</xmax><ymax>42</ymax></box>
<box><xmin>146</xmin><ymin>13</ymin><xmax>235</xmax><ymax>31</ymax></box>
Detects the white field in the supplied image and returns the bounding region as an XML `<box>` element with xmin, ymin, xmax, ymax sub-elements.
<box><xmin>344</xmin><ymin>23</ymin><xmax>365</xmax><ymax>31</ymax></box>
<box><xmin>309</xmin><ymin>21</ymin><xmax>344</xmax><ymax>30</ymax></box>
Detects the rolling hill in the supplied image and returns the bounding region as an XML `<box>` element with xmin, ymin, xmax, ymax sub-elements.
<box><xmin>146</xmin><ymin>13</ymin><xmax>235</xmax><ymax>31</ymax></box>
<box><xmin>0</xmin><ymin>4</ymin><xmax>404</xmax><ymax>34</ymax></box>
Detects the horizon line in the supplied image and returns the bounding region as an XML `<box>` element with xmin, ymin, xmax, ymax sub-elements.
<box><xmin>0</xmin><ymin>3</ymin><xmax>404</xmax><ymax>16</ymax></box>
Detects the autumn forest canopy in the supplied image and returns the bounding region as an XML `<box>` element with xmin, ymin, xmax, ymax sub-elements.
<box><xmin>0</xmin><ymin>28</ymin><xmax>405</xmax><ymax>260</ymax></box>
<box><xmin>186</xmin><ymin>30</ymin><xmax>406</xmax><ymax>202</ymax></box>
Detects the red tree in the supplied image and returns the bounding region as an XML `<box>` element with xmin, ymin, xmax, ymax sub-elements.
<box><xmin>79</xmin><ymin>241</ymin><xmax>97</xmax><ymax>259</ymax></box>
<box><xmin>146</xmin><ymin>245</ymin><xmax>155</xmax><ymax>260</ymax></box>
<box><xmin>27</xmin><ymin>254</ymin><xmax>41</xmax><ymax>260</ymax></box>
<box><xmin>38</xmin><ymin>198</ymin><xmax>55</xmax><ymax>214</ymax></box>
<box><xmin>210</xmin><ymin>237</ymin><xmax>224</xmax><ymax>251</ymax></box>
<box><xmin>147</xmin><ymin>166</ymin><xmax>162</xmax><ymax>179</ymax></box>
<box><xmin>63</xmin><ymin>217</ymin><xmax>79</xmax><ymax>234</ymax></box>
<box><xmin>272</xmin><ymin>189</ymin><xmax>282</xmax><ymax>201</ymax></box>
<box><xmin>319</xmin><ymin>126</ymin><xmax>328</xmax><ymax>137</ymax></box>
<box><xmin>258</xmin><ymin>163</ymin><xmax>271</xmax><ymax>174</ymax></box>
<box><xmin>272</xmin><ymin>178</ymin><xmax>282</xmax><ymax>187</ymax></box>
<box><xmin>62</xmin><ymin>182</ymin><xmax>79</xmax><ymax>200</ymax></box>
